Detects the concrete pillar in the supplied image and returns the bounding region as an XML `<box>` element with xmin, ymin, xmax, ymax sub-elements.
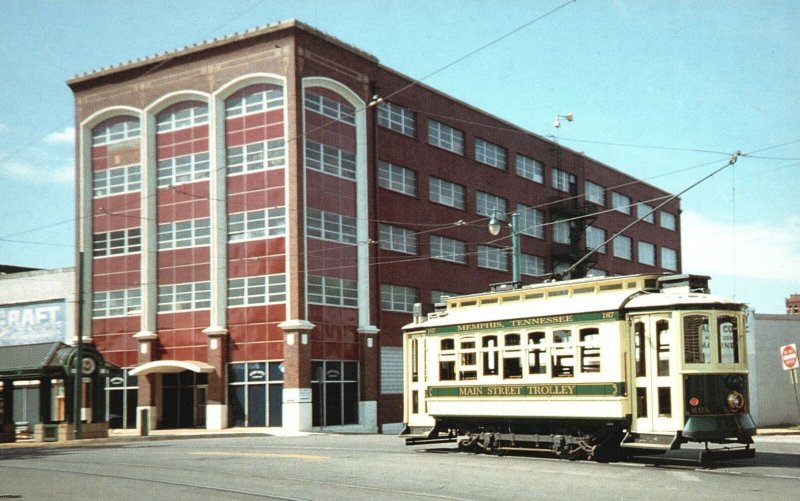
<box><xmin>278</xmin><ymin>319</ymin><xmax>315</xmax><ymax>432</ymax></box>
<box><xmin>203</xmin><ymin>326</ymin><xmax>228</xmax><ymax>430</ymax></box>
<box><xmin>134</xmin><ymin>331</ymin><xmax>158</xmax><ymax>433</ymax></box>
<box><xmin>358</xmin><ymin>325</ymin><xmax>380</xmax><ymax>432</ymax></box>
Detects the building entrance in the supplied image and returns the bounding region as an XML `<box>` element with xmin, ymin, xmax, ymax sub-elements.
<box><xmin>160</xmin><ymin>371</ymin><xmax>207</xmax><ymax>429</ymax></box>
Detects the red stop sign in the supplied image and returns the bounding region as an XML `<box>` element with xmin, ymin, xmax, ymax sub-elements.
<box><xmin>781</xmin><ymin>344</ymin><xmax>798</xmax><ymax>370</ymax></box>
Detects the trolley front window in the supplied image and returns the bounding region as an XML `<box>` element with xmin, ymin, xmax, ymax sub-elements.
<box><xmin>683</xmin><ymin>315</ymin><xmax>711</xmax><ymax>364</ymax></box>
<box><xmin>717</xmin><ymin>315</ymin><xmax>740</xmax><ymax>364</ymax></box>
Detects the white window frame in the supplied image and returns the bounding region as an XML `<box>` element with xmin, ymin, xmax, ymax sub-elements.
<box><xmin>661</xmin><ymin>247</ymin><xmax>678</xmax><ymax>271</ymax></box>
<box><xmin>93</xmin><ymin>228</ymin><xmax>141</xmax><ymax>257</ymax></box>
<box><xmin>660</xmin><ymin>211</ymin><xmax>677</xmax><ymax>230</ymax></box>
<box><xmin>228</xmin><ymin>274</ymin><xmax>287</xmax><ymax>306</ymax></box>
<box><xmin>429</xmin><ymin>177</ymin><xmax>465</xmax><ymax>210</ymax></box>
<box><xmin>306</xmin><ymin>208</ymin><xmax>357</xmax><ymax>244</ymax></box>
<box><xmin>516</xmin><ymin>154</ymin><xmax>544</xmax><ymax>184</ymax></box>
<box><xmin>157</xmin><ymin>281</ymin><xmax>211</xmax><ymax>313</ymax></box>
<box><xmin>304</xmin><ymin>90</ymin><xmax>355</xmax><ymax>125</ymax></box>
<box><xmin>553</xmin><ymin>220</ymin><xmax>571</xmax><ymax>244</ymax></box>
<box><xmin>637</xmin><ymin>203</ymin><xmax>655</xmax><ymax>223</ymax></box>
<box><xmin>430</xmin><ymin>235</ymin><xmax>466</xmax><ymax>264</ymax></box>
<box><xmin>379</xmin><ymin>224</ymin><xmax>418</xmax><ymax>255</ymax></box>
<box><xmin>552</xmin><ymin>168</ymin><xmax>575</xmax><ymax>193</ymax></box>
<box><xmin>613</xmin><ymin>235</ymin><xmax>632</xmax><ymax>260</ymax></box>
<box><xmin>92</xmin><ymin>119</ymin><xmax>140</xmax><ymax>146</ymax></box>
<box><xmin>305</xmin><ymin>141</ymin><xmax>356</xmax><ymax>180</ymax></box>
<box><xmin>227</xmin><ymin>139</ymin><xmax>285</xmax><ymax>174</ymax></box>
<box><xmin>638</xmin><ymin>241</ymin><xmax>656</xmax><ymax>266</ymax></box>
<box><xmin>308</xmin><ymin>275</ymin><xmax>358</xmax><ymax>307</ymax></box>
<box><xmin>377</xmin><ymin>101</ymin><xmax>416</xmax><ymax>137</ymax></box>
<box><xmin>93</xmin><ymin>164</ymin><xmax>141</xmax><ymax>197</ymax></box>
<box><xmin>521</xmin><ymin>253</ymin><xmax>545</xmax><ymax>277</ymax></box>
<box><xmin>585</xmin><ymin>181</ymin><xmax>605</xmax><ymax>206</ymax></box>
<box><xmin>477</xmin><ymin>245</ymin><xmax>508</xmax><ymax>271</ymax></box>
<box><xmin>229</xmin><ymin>207</ymin><xmax>287</xmax><ymax>242</ymax></box>
<box><xmin>476</xmin><ymin>191</ymin><xmax>507</xmax><ymax>217</ymax></box>
<box><xmin>585</xmin><ymin>225</ymin><xmax>607</xmax><ymax>254</ymax></box>
<box><xmin>380</xmin><ymin>284</ymin><xmax>419</xmax><ymax>313</ymax></box>
<box><xmin>378</xmin><ymin>161</ymin><xmax>416</xmax><ymax>197</ymax></box>
<box><xmin>428</xmin><ymin>119</ymin><xmax>464</xmax><ymax>155</ymax></box>
<box><xmin>611</xmin><ymin>192</ymin><xmax>632</xmax><ymax>214</ymax></box>
<box><xmin>225</xmin><ymin>86</ymin><xmax>284</xmax><ymax>118</ymax></box>
<box><xmin>92</xmin><ymin>288</ymin><xmax>141</xmax><ymax>318</ymax></box>
<box><xmin>156</xmin><ymin>104</ymin><xmax>209</xmax><ymax>133</ymax></box>
<box><xmin>158</xmin><ymin>218</ymin><xmax>211</xmax><ymax>250</ymax></box>
<box><xmin>157</xmin><ymin>152</ymin><xmax>210</xmax><ymax>188</ymax></box>
<box><xmin>475</xmin><ymin>138</ymin><xmax>507</xmax><ymax>170</ymax></box>
<box><xmin>517</xmin><ymin>204</ymin><xmax>544</xmax><ymax>239</ymax></box>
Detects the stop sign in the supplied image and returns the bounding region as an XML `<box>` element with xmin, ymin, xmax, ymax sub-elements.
<box><xmin>781</xmin><ymin>344</ymin><xmax>798</xmax><ymax>371</ymax></box>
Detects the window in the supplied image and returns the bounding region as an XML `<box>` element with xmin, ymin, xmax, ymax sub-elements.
<box><xmin>432</xmin><ymin>290</ymin><xmax>459</xmax><ymax>303</ymax></box>
<box><xmin>478</xmin><ymin>245</ymin><xmax>507</xmax><ymax>271</ymax></box>
<box><xmin>660</xmin><ymin>211</ymin><xmax>677</xmax><ymax>230</ymax></box>
<box><xmin>517</xmin><ymin>204</ymin><xmax>544</xmax><ymax>239</ymax></box>
<box><xmin>661</xmin><ymin>247</ymin><xmax>678</xmax><ymax>271</ymax></box>
<box><xmin>379</xmin><ymin>224</ymin><xmax>417</xmax><ymax>254</ymax></box>
<box><xmin>305</xmin><ymin>141</ymin><xmax>356</xmax><ymax>180</ymax></box>
<box><xmin>306</xmin><ymin>208</ymin><xmax>356</xmax><ymax>244</ymax></box>
<box><xmin>551</xmin><ymin>329</ymin><xmax>574</xmax><ymax>377</ymax></box>
<box><xmin>92</xmin><ymin>119</ymin><xmax>140</xmax><ymax>146</ymax></box>
<box><xmin>613</xmin><ymin>235</ymin><xmax>632</xmax><ymax>260</ymax></box>
<box><xmin>585</xmin><ymin>181</ymin><xmax>605</xmax><ymax>206</ymax></box>
<box><xmin>638</xmin><ymin>241</ymin><xmax>656</xmax><ymax>266</ymax></box>
<box><xmin>634</xmin><ymin>321</ymin><xmax>646</xmax><ymax>377</ymax></box>
<box><xmin>637</xmin><ymin>203</ymin><xmax>655</xmax><ymax>223</ymax></box>
<box><xmin>305</xmin><ymin>90</ymin><xmax>355</xmax><ymax>125</ymax></box>
<box><xmin>527</xmin><ymin>332</ymin><xmax>547</xmax><ymax>375</ymax></box>
<box><xmin>93</xmin><ymin>228</ymin><xmax>141</xmax><ymax>257</ymax></box>
<box><xmin>307</xmin><ymin>276</ymin><xmax>358</xmax><ymax>307</ymax></box>
<box><xmin>717</xmin><ymin>315</ymin><xmax>739</xmax><ymax>364</ymax></box>
<box><xmin>428</xmin><ymin>119</ymin><xmax>464</xmax><ymax>155</ymax></box>
<box><xmin>380</xmin><ymin>284</ymin><xmax>418</xmax><ymax>313</ymax></box>
<box><xmin>227</xmin><ymin>140</ymin><xmax>286</xmax><ymax>174</ymax></box>
<box><xmin>229</xmin><ymin>207</ymin><xmax>286</xmax><ymax>242</ymax></box>
<box><xmin>157</xmin><ymin>152</ymin><xmax>210</xmax><ymax>187</ymax></box>
<box><xmin>228</xmin><ymin>361</ymin><xmax>284</xmax><ymax>428</ymax></box>
<box><xmin>430</xmin><ymin>235</ymin><xmax>466</xmax><ymax>264</ymax></box>
<box><xmin>579</xmin><ymin>328</ymin><xmax>601</xmax><ymax>373</ymax></box>
<box><xmin>156</xmin><ymin>103</ymin><xmax>208</xmax><ymax>133</ymax></box>
<box><xmin>657</xmin><ymin>320</ymin><xmax>671</xmax><ymax>376</ymax></box>
<box><xmin>105</xmin><ymin>368</ymin><xmax>138</xmax><ymax>429</ymax></box>
<box><xmin>157</xmin><ymin>282</ymin><xmax>211</xmax><ymax>312</ymax></box>
<box><xmin>429</xmin><ymin>177</ymin><xmax>465</xmax><ymax>210</ymax></box>
<box><xmin>521</xmin><ymin>253</ymin><xmax>545</xmax><ymax>277</ymax></box>
<box><xmin>158</xmin><ymin>218</ymin><xmax>211</xmax><ymax>250</ymax></box>
<box><xmin>378</xmin><ymin>161</ymin><xmax>416</xmax><ymax>196</ymax></box>
<box><xmin>475</xmin><ymin>138</ymin><xmax>507</xmax><ymax>169</ymax></box>
<box><xmin>516</xmin><ymin>154</ymin><xmax>544</xmax><ymax>184</ymax></box>
<box><xmin>92</xmin><ymin>288</ymin><xmax>141</xmax><ymax>318</ymax></box>
<box><xmin>683</xmin><ymin>315</ymin><xmax>711</xmax><ymax>364</ymax></box>
<box><xmin>658</xmin><ymin>387</ymin><xmax>672</xmax><ymax>417</ymax></box>
<box><xmin>482</xmin><ymin>335</ymin><xmax>499</xmax><ymax>376</ymax></box>
<box><xmin>476</xmin><ymin>191</ymin><xmax>507</xmax><ymax>217</ymax></box>
<box><xmin>228</xmin><ymin>274</ymin><xmax>287</xmax><ymax>306</ymax></box>
<box><xmin>553</xmin><ymin>220</ymin><xmax>571</xmax><ymax>244</ymax></box>
<box><xmin>225</xmin><ymin>86</ymin><xmax>284</xmax><ymax>118</ymax></box>
<box><xmin>503</xmin><ymin>333</ymin><xmax>523</xmax><ymax>379</ymax></box>
<box><xmin>586</xmin><ymin>226</ymin><xmax>606</xmax><ymax>253</ymax></box>
<box><xmin>459</xmin><ymin>337</ymin><xmax>478</xmax><ymax>380</ymax></box>
<box><xmin>93</xmin><ymin>164</ymin><xmax>141</xmax><ymax>197</ymax></box>
<box><xmin>611</xmin><ymin>192</ymin><xmax>631</xmax><ymax>214</ymax></box>
<box><xmin>311</xmin><ymin>360</ymin><xmax>359</xmax><ymax>426</ymax></box>
<box><xmin>377</xmin><ymin>101</ymin><xmax>416</xmax><ymax>137</ymax></box>
<box><xmin>586</xmin><ymin>268</ymin><xmax>607</xmax><ymax>277</ymax></box>
<box><xmin>439</xmin><ymin>338</ymin><xmax>456</xmax><ymax>381</ymax></box>
<box><xmin>552</xmin><ymin>168</ymin><xmax>575</xmax><ymax>193</ymax></box>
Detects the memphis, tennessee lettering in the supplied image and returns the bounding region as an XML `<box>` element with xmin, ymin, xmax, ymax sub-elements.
<box><xmin>428</xmin><ymin>383</ymin><xmax>623</xmax><ymax>398</ymax></box>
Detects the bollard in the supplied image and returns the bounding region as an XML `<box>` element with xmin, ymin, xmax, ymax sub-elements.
<box><xmin>139</xmin><ymin>408</ymin><xmax>149</xmax><ymax>437</ymax></box>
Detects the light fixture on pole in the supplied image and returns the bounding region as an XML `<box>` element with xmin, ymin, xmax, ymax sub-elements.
<box><xmin>488</xmin><ymin>209</ymin><xmax>521</xmax><ymax>284</ymax></box>
<box><xmin>553</xmin><ymin>113</ymin><xmax>574</xmax><ymax>128</ymax></box>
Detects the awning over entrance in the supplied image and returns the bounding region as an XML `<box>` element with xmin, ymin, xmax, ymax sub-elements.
<box><xmin>128</xmin><ymin>360</ymin><xmax>215</xmax><ymax>376</ymax></box>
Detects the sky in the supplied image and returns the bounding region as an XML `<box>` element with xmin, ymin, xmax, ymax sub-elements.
<box><xmin>0</xmin><ymin>0</ymin><xmax>798</xmax><ymax>313</ymax></box>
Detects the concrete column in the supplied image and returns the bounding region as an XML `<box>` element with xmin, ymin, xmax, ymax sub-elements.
<box><xmin>358</xmin><ymin>325</ymin><xmax>380</xmax><ymax>432</ymax></box>
<box><xmin>278</xmin><ymin>319</ymin><xmax>315</xmax><ymax>431</ymax></box>
<box><xmin>203</xmin><ymin>327</ymin><xmax>228</xmax><ymax>430</ymax></box>
<box><xmin>134</xmin><ymin>331</ymin><xmax>158</xmax><ymax>433</ymax></box>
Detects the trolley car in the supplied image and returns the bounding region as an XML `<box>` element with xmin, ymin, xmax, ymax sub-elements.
<box><xmin>401</xmin><ymin>274</ymin><xmax>756</xmax><ymax>462</ymax></box>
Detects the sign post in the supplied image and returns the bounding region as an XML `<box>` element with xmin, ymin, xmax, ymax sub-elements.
<box><xmin>780</xmin><ymin>344</ymin><xmax>800</xmax><ymax>425</ymax></box>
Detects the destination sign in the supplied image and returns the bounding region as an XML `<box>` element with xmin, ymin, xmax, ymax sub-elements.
<box><xmin>427</xmin><ymin>382</ymin><xmax>625</xmax><ymax>398</ymax></box>
<box><xmin>424</xmin><ymin>310</ymin><xmax>619</xmax><ymax>335</ymax></box>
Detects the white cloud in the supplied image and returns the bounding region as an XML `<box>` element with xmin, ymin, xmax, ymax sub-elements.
<box><xmin>44</xmin><ymin>126</ymin><xmax>75</xmax><ymax>144</ymax></box>
<box><xmin>0</xmin><ymin>159</ymin><xmax>73</xmax><ymax>184</ymax></box>
<box><xmin>681</xmin><ymin>211</ymin><xmax>800</xmax><ymax>281</ymax></box>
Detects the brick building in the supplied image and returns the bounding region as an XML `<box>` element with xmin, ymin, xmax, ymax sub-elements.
<box><xmin>67</xmin><ymin>20</ymin><xmax>682</xmax><ymax>433</ymax></box>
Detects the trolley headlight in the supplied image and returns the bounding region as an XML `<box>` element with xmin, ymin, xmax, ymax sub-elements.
<box><xmin>726</xmin><ymin>390</ymin><xmax>745</xmax><ymax>413</ymax></box>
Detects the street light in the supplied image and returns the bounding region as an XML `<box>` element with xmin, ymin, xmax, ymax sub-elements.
<box><xmin>488</xmin><ymin>209</ymin><xmax>521</xmax><ymax>284</ymax></box>
<box><xmin>553</xmin><ymin>113</ymin><xmax>574</xmax><ymax>128</ymax></box>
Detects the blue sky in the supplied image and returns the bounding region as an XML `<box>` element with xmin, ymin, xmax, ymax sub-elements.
<box><xmin>0</xmin><ymin>0</ymin><xmax>797</xmax><ymax>313</ymax></box>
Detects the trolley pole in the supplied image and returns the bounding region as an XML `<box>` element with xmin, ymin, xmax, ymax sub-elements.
<box><xmin>74</xmin><ymin>252</ymin><xmax>83</xmax><ymax>440</ymax></box>
<box><xmin>792</xmin><ymin>369</ymin><xmax>800</xmax><ymax>426</ymax></box>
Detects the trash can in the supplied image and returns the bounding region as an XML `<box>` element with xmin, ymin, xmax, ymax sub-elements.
<box><xmin>139</xmin><ymin>408</ymin><xmax>149</xmax><ymax>437</ymax></box>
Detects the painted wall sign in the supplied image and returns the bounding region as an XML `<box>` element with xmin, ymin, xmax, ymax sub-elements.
<box><xmin>0</xmin><ymin>300</ymin><xmax>66</xmax><ymax>346</ymax></box>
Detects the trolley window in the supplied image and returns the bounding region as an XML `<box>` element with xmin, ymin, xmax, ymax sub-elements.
<box><xmin>634</xmin><ymin>321</ymin><xmax>646</xmax><ymax>377</ymax></box>
<box><xmin>411</xmin><ymin>338</ymin><xmax>419</xmax><ymax>382</ymax></box>
<box><xmin>717</xmin><ymin>315</ymin><xmax>739</xmax><ymax>364</ymax></box>
<box><xmin>551</xmin><ymin>329</ymin><xmax>574</xmax><ymax>377</ymax></box>
<box><xmin>527</xmin><ymin>332</ymin><xmax>547</xmax><ymax>375</ymax></box>
<box><xmin>439</xmin><ymin>338</ymin><xmax>456</xmax><ymax>381</ymax></box>
<box><xmin>482</xmin><ymin>335</ymin><xmax>499</xmax><ymax>376</ymax></box>
<box><xmin>656</xmin><ymin>320</ymin><xmax>670</xmax><ymax>376</ymax></box>
<box><xmin>459</xmin><ymin>337</ymin><xmax>477</xmax><ymax>380</ymax></box>
<box><xmin>683</xmin><ymin>315</ymin><xmax>711</xmax><ymax>364</ymax></box>
<box><xmin>579</xmin><ymin>328</ymin><xmax>601</xmax><ymax>373</ymax></box>
<box><xmin>503</xmin><ymin>333</ymin><xmax>523</xmax><ymax>379</ymax></box>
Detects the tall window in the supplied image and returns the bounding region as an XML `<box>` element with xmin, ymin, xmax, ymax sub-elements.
<box><xmin>552</xmin><ymin>168</ymin><xmax>575</xmax><ymax>193</ymax></box>
<box><xmin>306</xmin><ymin>208</ymin><xmax>356</xmax><ymax>244</ymax></box>
<box><xmin>613</xmin><ymin>235</ymin><xmax>632</xmax><ymax>260</ymax></box>
<box><xmin>661</xmin><ymin>247</ymin><xmax>678</xmax><ymax>271</ymax></box>
<box><xmin>517</xmin><ymin>204</ymin><xmax>544</xmax><ymax>239</ymax></box>
<box><xmin>307</xmin><ymin>276</ymin><xmax>357</xmax><ymax>307</ymax></box>
<box><xmin>521</xmin><ymin>253</ymin><xmax>545</xmax><ymax>276</ymax></box>
<box><xmin>377</xmin><ymin>101</ymin><xmax>416</xmax><ymax>137</ymax></box>
<box><xmin>428</xmin><ymin>119</ymin><xmax>464</xmax><ymax>155</ymax></box>
<box><xmin>475</xmin><ymin>138</ymin><xmax>507</xmax><ymax>170</ymax></box>
<box><xmin>227</xmin><ymin>140</ymin><xmax>286</xmax><ymax>174</ymax></box>
<box><xmin>156</xmin><ymin>103</ymin><xmax>208</xmax><ymax>133</ymax></box>
<box><xmin>638</xmin><ymin>241</ymin><xmax>656</xmax><ymax>266</ymax></box>
<box><xmin>378</xmin><ymin>161</ymin><xmax>416</xmax><ymax>196</ymax></box>
<box><xmin>311</xmin><ymin>360</ymin><xmax>358</xmax><ymax>426</ymax></box>
<box><xmin>380</xmin><ymin>284</ymin><xmax>418</xmax><ymax>313</ymax></box>
<box><xmin>92</xmin><ymin>118</ymin><xmax>140</xmax><ymax>146</ymax></box>
<box><xmin>553</xmin><ymin>220</ymin><xmax>571</xmax><ymax>244</ymax></box>
<box><xmin>476</xmin><ymin>191</ymin><xmax>507</xmax><ymax>217</ymax></box>
<box><xmin>516</xmin><ymin>154</ymin><xmax>544</xmax><ymax>184</ymax></box>
<box><xmin>228</xmin><ymin>361</ymin><xmax>284</xmax><ymax>428</ymax></box>
<box><xmin>637</xmin><ymin>203</ymin><xmax>655</xmax><ymax>223</ymax></box>
<box><xmin>93</xmin><ymin>164</ymin><xmax>141</xmax><ymax>197</ymax></box>
<box><xmin>379</xmin><ymin>224</ymin><xmax>418</xmax><ymax>254</ymax></box>
<box><xmin>585</xmin><ymin>226</ymin><xmax>606</xmax><ymax>253</ymax></box>
<box><xmin>225</xmin><ymin>86</ymin><xmax>284</xmax><ymax>117</ymax></box>
<box><xmin>157</xmin><ymin>152</ymin><xmax>210</xmax><ymax>187</ymax></box>
<box><xmin>430</xmin><ymin>235</ymin><xmax>466</xmax><ymax>264</ymax></box>
<box><xmin>585</xmin><ymin>181</ymin><xmax>605</xmax><ymax>206</ymax></box>
<box><xmin>429</xmin><ymin>177</ymin><xmax>465</xmax><ymax>210</ymax></box>
<box><xmin>228</xmin><ymin>275</ymin><xmax>286</xmax><ymax>306</ymax></box>
<box><xmin>229</xmin><ymin>207</ymin><xmax>286</xmax><ymax>242</ymax></box>
<box><xmin>611</xmin><ymin>192</ymin><xmax>631</xmax><ymax>214</ymax></box>
<box><xmin>92</xmin><ymin>288</ymin><xmax>141</xmax><ymax>318</ymax></box>
<box><xmin>478</xmin><ymin>245</ymin><xmax>507</xmax><ymax>271</ymax></box>
<box><xmin>660</xmin><ymin>211</ymin><xmax>677</xmax><ymax>230</ymax></box>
